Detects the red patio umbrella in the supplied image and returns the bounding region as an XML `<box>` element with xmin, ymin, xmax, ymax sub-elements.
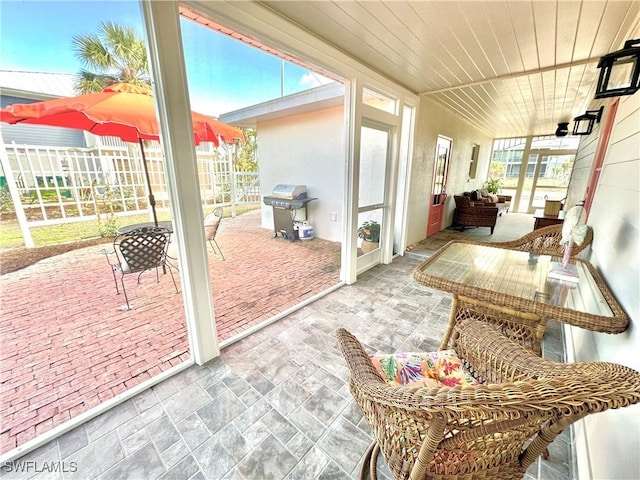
<box><xmin>0</xmin><ymin>83</ymin><xmax>245</xmax><ymax>225</ymax></box>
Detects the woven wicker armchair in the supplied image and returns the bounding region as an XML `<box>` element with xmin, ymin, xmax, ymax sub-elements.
<box><xmin>453</xmin><ymin>195</ymin><xmax>498</xmax><ymax>234</ymax></box>
<box><xmin>337</xmin><ymin>319</ymin><xmax>640</xmax><ymax>480</ymax></box>
<box><xmin>473</xmin><ymin>223</ymin><xmax>593</xmax><ymax>258</ymax></box>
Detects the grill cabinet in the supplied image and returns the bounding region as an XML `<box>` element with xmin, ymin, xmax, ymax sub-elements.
<box><xmin>263</xmin><ymin>187</ymin><xmax>316</xmax><ymax>241</ymax></box>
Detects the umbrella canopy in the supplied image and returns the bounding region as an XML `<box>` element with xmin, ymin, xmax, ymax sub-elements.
<box><xmin>0</xmin><ymin>83</ymin><xmax>245</xmax><ymax>145</ymax></box>
<box><xmin>0</xmin><ymin>83</ymin><xmax>245</xmax><ymax>225</ymax></box>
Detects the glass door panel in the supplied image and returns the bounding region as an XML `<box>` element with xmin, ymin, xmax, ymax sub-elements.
<box><xmin>516</xmin><ymin>154</ymin><xmax>538</xmax><ymax>212</ymax></box>
<box><xmin>357</xmin><ymin>125</ymin><xmax>389</xmax><ymax>262</ymax></box>
<box><xmin>520</xmin><ymin>153</ymin><xmax>574</xmax><ymax>212</ymax></box>
<box><xmin>530</xmin><ymin>154</ymin><xmax>574</xmax><ymax>209</ymax></box>
<box><xmin>426</xmin><ymin>136</ymin><xmax>451</xmax><ymax>236</ymax></box>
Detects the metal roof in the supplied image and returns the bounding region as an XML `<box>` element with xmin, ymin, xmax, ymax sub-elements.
<box><xmin>0</xmin><ymin>70</ymin><xmax>77</xmax><ymax>100</ymax></box>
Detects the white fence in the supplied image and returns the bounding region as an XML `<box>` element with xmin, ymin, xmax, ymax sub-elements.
<box><xmin>0</xmin><ymin>141</ymin><xmax>260</xmax><ymax>246</ymax></box>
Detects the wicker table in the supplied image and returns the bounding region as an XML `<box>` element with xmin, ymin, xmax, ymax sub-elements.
<box><xmin>413</xmin><ymin>240</ymin><xmax>628</xmax><ymax>354</ymax></box>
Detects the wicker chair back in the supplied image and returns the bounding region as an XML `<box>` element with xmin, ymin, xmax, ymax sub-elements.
<box><xmin>337</xmin><ymin>319</ymin><xmax>640</xmax><ymax>480</ymax></box>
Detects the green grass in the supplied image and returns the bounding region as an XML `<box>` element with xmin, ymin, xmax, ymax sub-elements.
<box><xmin>0</xmin><ymin>205</ymin><xmax>259</xmax><ymax>250</ymax></box>
<box><xmin>0</xmin><ymin>212</ymin><xmax>169</xmax><ymax>250</ymax></box>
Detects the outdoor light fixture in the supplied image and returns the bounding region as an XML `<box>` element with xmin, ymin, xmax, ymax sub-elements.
<box><xmin>555</xmin><ymin>122</ymin><xmax>569</xmax><ymax>137</ymax></box>
<box><xmin>594</xmin><ymin>39</ymin><xmax>640</xmax><ymax>99</ymax></box>
<box><xmin>573</xmin><ymin>106</ymin><xmax>604</xmax><ymax>136</ymax></box>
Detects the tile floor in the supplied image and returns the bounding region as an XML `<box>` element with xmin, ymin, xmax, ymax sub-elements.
<box><xmin>0</xmin><ymin>210</ymin><xmax>341</xmax><ymax>453</ymax></box>
<box><xmin>1</xmin><ymin>248</ymin><xmax>573</xmax><ymax>480</ymax></box>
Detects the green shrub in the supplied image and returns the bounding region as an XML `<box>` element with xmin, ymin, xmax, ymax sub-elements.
<box><xmin>0</xmin><ymin>189</ymin><xmax>14</xmax><ymax>213</ymax></box>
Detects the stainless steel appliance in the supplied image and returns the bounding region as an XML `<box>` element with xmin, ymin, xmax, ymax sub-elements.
<box><xmin>263</xmin><ymin>185</ymin><xmax>316</xmax><ymax>241</ymax></box>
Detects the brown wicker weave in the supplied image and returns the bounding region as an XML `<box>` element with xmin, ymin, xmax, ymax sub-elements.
<box><xmin>453</xmin><ymin>196</ymin><xmax>498</xmax><ymax>234</ymax></box>
<box><xmin>337</xmin><ymin>319</ymin><xmax>640</xmax><ymax>480</ymax></box>
<box><xmin>473</xmin><ymin>224</ymin><xmax>593</xmax><ymax>258</ymax></box>
<box><xmin>413</xmin><ymin>241</ymin><xmax>628</xmax><ymax>354</ymax></box>
<box><xmin>440</xmin><ymin>295</ymin><xmax>545</xmax><ymax>355</ymax></box>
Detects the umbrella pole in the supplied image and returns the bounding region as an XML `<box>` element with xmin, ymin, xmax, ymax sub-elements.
<box><xmin>139</xmin><ymin>139</ymin><xmax>158</xmax><ymax>227</ymax></box>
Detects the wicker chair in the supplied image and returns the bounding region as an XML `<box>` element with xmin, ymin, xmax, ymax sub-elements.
<box><xmin>452</xmin><ymin>195</ymin><xmax>498</xmax><ymax>234</ymax></box>
<box><xmin>474</xmin><ymin>223</ymin><xmax>593</xmax><ymax>258</ymax></box>
<box><xmin>204</xmin><ymin>206</ymin><xmax>225</xmax><ymax>260</ymax></box>
<box><xmin>337</xmin><ymin>319</ymin><xmax>640</xmax><ymax>480</ymax></box>
<box><xmin>103</xmin><ymin>226</ymin><xmax>179</xmax><ymax>310</ymax></box>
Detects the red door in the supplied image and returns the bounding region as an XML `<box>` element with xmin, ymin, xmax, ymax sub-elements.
<box><xmin>427</xmin><ymin>136</ymin><xmax>451</xmax><ymax>237</ymax></box>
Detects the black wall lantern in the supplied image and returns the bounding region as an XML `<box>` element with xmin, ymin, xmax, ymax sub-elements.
<box><xmin>555</xmin><ymin>122</ymin><xmax>569</xmax><ymax>137</ymax></box>
<box><xmin>595</xmin><ymin>39</ymin><xmax>640</xmax><ymax>99</ymax></box>
<box><xmin>573</xmin><ymin>106</ymin><xmax>604</xmax><ymax>136</ymax></box>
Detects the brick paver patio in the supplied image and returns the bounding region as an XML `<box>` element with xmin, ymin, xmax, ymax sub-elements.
<box><xmin>0</xmin><ymin>209</ymin><xmax>341</xmax><ymax>454</ymax></box>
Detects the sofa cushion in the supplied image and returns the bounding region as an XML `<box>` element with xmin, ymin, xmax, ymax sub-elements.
<box><xmin>370</xmin><ymin>350</ymin><xmax>480</xmax><ymax>388</ymax></box>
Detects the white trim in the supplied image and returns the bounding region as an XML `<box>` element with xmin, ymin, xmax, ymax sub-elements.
<box><xmin>394</xmin><ymin>103</ymin><xmax>417</xmax><ymax>256</ymax></box>
<box><xmin>182</xmin><ymin>1</ymin><xmax>416</xmax><ymax>101</ymax></box>
<box><xmin>141</xmin><ymin>0</ymin><xmax>220</xmax><ymax>364</ymax></box>
<box><xmin>346</xmin><ymin>74</ymin><xmax>363</xmax><ymax>284</ymax></box>
<box><xmin>563</xmin><ymin>323</ymin><xmax>591</xmax><ymax>480</ymax></box>
<box><xmin>0</xmin><ymin>360</ymin><xmax>194</xmax><ymax>464</ymax></box>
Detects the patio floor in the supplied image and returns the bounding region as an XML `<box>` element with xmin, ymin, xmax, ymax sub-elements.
<box><xmin>0</xmin><ymin>227</ymin><xmax>572</xmax><ymax>479</ymax></box>
<box><xmin>0</xmin><ymin>209</ymin><xmax>341</xmax><ymax>454</ymax></box>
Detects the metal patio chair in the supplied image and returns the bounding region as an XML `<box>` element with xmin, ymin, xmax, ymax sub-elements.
<box><xmin>337</xmin><ymin>319</ymin><xmax>640</xmax><ymax>480</ymax></box>
<box><xmin>204</xmin><ymin>206</ymin><xmax>225</xmax><ymax>260</ymax></box>
<box><xmin>103</xmin><ymin>226</ymin><xmax>179</xmax><ymax>310</ymax></box>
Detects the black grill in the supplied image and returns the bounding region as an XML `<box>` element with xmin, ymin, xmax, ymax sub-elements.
<box><xmin>263</xmin><ymin>196</ymin><xmax>316</xmax><ymax>241</ymax></box>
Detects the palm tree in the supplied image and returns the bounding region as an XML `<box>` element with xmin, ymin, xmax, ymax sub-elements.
<box><xmin>72</xmin><ymin>22</ymin><xmax>150</xmax><ymax>94</ymax></box>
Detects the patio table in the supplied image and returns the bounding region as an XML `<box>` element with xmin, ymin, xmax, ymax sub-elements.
<box><xmin>413</xmin><ymin>240</ymin><xmax>628</xmax><ymax>354</ymax></box>
<box><xmin>116</xmin><ymin>221</ymin><xmax>173</xmax><ymax>235</ymax></box>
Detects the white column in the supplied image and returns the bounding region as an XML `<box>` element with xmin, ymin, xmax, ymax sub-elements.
<box><xmin>140</xmin><ymin>0</ymin><xmax>219</xmax><ymax>363</ymax></box>
<box><xmin>343</xmin><ymin>74</ymin><xmax>362</xmax><ymax>284</ymax></box>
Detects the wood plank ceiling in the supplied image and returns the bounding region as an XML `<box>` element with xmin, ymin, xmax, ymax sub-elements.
<box><xmin>257</xmin><ymin>1</ymin><xmax>639</xmax><ymax>138</ymax></box>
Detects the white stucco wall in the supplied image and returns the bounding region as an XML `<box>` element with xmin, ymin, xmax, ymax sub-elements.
<box><xmin>566</xmin><ymin>93</ymin><xmax>640</xmax><ymax>480</ymax></box>
<box><xmin>406</xmin><ymin>97</ymin><xmax>494</xmax><ymax>246</ymax></box>
<box><xmin>257</xmin><ymin>105</ymin><xmax>345</xmax><ymax>242</ymax></box>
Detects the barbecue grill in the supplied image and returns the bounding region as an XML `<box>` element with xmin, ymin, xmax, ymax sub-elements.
<box><xmin>263</xmin><ymin>184</ymin><xmax>316</xmax><ymax>241</ymax></box>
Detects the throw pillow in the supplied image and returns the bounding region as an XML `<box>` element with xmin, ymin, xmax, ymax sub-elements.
<box><xmin>479</xmin><ymin>189</ymin><xmax>490</xmax><ymax>198</ymax></box>
<box><xmin>370</xmin><ymin>350</ymin><xmax>479</xmax><ymax>388</ymax></box>
<box><xmin>489</xmin><ymin>194</ymin><xmax>499</xmax><ymax>203</ymax></box>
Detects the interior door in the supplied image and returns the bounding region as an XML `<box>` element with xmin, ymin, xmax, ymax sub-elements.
<box><xmin>427</xmin><ymin>136</ymin><xmax>451</xmax><ymax>237</ymax></box>
<box><xmin>356</xmin><ymin>123</ymin><xmax>390</xmax><ymax>271</ymax></box>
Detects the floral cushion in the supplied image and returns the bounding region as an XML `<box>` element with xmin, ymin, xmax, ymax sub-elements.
<box><xmin>370</xmin><ymin>350</ymin><xmax>479</xmax><ymax>388</ymax></box>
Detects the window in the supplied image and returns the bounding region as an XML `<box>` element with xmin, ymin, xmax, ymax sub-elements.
<box><xmin>468</xmin><ymin>144</ymin><xmax>479</xmax><ymax>179</ymax></box>
<box><xmin>362</xmin><ymin>87</ymin><xmax>396</xmax><ymax>114</ymax></box>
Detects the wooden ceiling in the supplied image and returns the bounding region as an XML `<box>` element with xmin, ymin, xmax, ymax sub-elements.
<box><xmin>258</xmin><ymin>1</ymin><xmax>639</xmax><ymax>138</ymax></box>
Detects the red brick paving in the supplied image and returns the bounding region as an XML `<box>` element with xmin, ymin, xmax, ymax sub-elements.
<box><xmin>0</xmin><ymin>210</ymin><xmax>341</xmax><ymax>454</ymax></box>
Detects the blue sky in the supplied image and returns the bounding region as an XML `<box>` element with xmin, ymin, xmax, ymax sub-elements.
<box><xmin>0</xmin><ymin>0</ymin><xmax>332</xmax><ymax>116</ymax></box>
